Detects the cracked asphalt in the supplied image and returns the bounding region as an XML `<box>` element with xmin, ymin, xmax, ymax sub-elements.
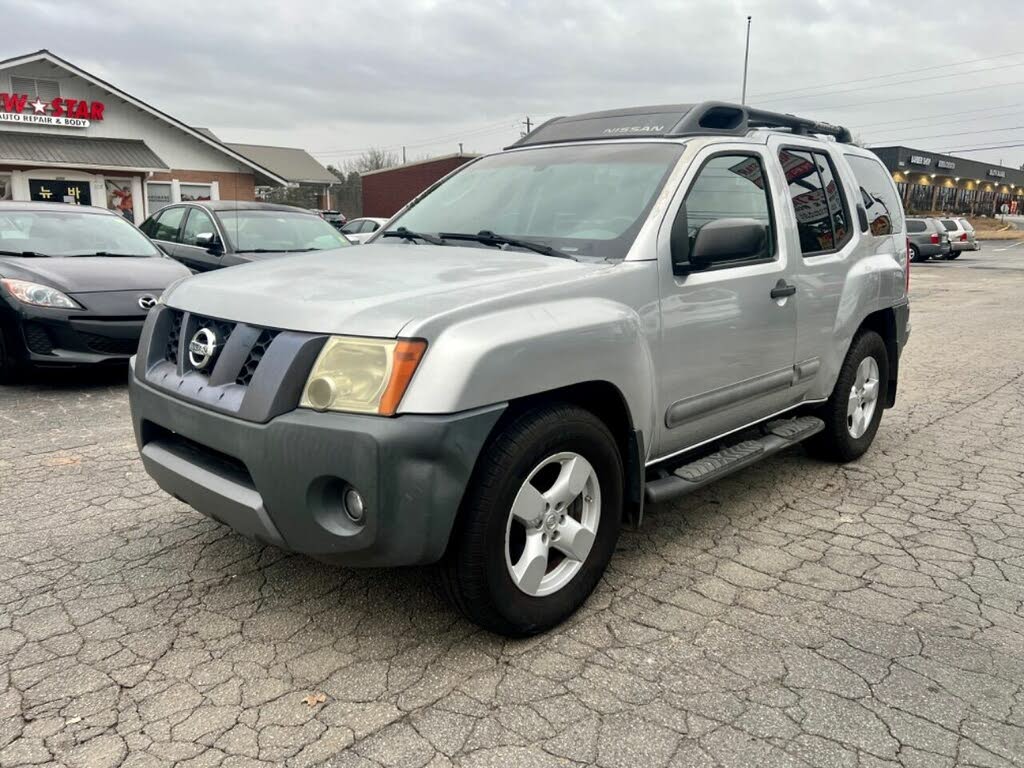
<box><xmin>2</xmin><ymin>249</ymin><xmax>1023</xmax><ymax>768</ymax></box>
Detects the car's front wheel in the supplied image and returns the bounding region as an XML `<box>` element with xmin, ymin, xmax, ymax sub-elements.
<box><xmin>0</xmin><ymin>324</ymin><xmax>23</xmax><ymax>385</ymax></box>
<box><xmin>442</xmin><ymin>404</ymin><xmax>623</xmax><ymax>636</ymax></box>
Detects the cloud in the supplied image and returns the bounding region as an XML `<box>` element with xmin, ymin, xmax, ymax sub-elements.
<box><xmin>4</xmin><ymin>0</ymin><xmax>1022</xmax><ymax>168</ymax></box>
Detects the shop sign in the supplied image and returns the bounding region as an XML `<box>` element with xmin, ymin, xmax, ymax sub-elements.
<box><xmin>988</xmin><ymin>169</ymin><xmax>1006</xmax><ymax>178</ymax></box>
<box><xmin>909</xmin><ymin>155</ymin><xmax>931</xmax><ymax>166</ymax></box>
<box><xmin>936</xmin><ymin>160</ymin><xmax>956</xmax><ymax>170</ymax></box>
<box><xmin>0</xmin><ymin>93</ymin><xmax>105</xmax><ymax>129</ymax></box>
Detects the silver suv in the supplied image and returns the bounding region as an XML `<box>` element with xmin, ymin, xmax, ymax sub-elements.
<box><xmin>129</xmin><ymin>102</ymin><xmax>910</xmax><ymax>636</ymax></box>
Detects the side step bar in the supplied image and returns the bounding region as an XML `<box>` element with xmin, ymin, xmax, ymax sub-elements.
<box><xmin>645</xmin><ymin>415</ymin><xmax>824</xmax><ymax>504</ymax></box>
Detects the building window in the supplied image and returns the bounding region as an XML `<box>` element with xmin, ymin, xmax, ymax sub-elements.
<box><xmin>146</xmin><ymin>182</ymin><xmax>172</xmax><ymax>215</ymax></box>
<box><xmin>0</xmin><ymin>173</ymin><xmax>11</xmax><ymax>201</ymax></box>
<box><xmin>180</xmin><ymin>183</ymin><xmax>212</xmax><ymax>202</ymax></box>
<box><xmin>105</xmin><ymin>179</ymin><xmax>135</xmax><ymax>222</ymax></box>
<box><xmin>10</xmin><ymin>76</ymin><xmax>60</xmax><ymax>102</ymax></box>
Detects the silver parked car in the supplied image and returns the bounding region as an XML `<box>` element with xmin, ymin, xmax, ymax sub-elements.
<box><xmin>957</xmin><ymin>217</ymin><xmax>980</xmax><ymax>251</ymax></box>
<box><xmin>129</xmin><ymin>102</ymin><xmax>910</xmax><ymax>636</ymax></box>
<box><xmin>906</xmin><ymin>217</ymin><xmax>951</xmax><ymax>262</ymax></box>
<box><xmin>939</xmin><ymin>217</ymin><xmax>969</xmax><ymax>258</ymax></box>
<box><xmin>339</xmin><ymin>217</ymin><xmax>388</xmax><ymax>244</ymax></box>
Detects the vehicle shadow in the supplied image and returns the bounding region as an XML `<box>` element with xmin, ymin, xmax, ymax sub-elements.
<box><xmin>5</xmin><ymin>362</ymin><xmax>130</xmax><ymax>391</ymax></box>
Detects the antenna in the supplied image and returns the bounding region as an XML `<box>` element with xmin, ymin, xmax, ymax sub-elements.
<box><xmin>741</xmin><ymin>15</ymin><xmax>752</xmax><ymax>105</ymax></box>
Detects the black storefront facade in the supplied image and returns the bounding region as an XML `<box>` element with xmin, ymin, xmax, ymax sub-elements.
<box><xmin>870</xmin><ymin>146</ymin><xmax>1024</xmax><ymax>216</ymax></box>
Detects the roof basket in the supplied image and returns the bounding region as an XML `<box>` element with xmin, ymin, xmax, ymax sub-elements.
<box><xmin>510</xmin><ymin>101</ymin><xmax>852</xmax><ymax>148</ymax></box>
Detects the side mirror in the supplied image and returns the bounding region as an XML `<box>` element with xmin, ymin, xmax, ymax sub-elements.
<box><xmin>677</xmin><ymin>218</ymin><xmax>768</xmax><ymax>272</ymax></box>
<box><xmin>194</xmin><ymin>232</ymin><xmax>223</xmax><ymax>254</ymax></box>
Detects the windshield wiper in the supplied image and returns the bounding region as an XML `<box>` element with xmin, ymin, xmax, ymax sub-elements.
<box><xmin>235</xmin><ymin>248</ymin><xmax>316</xmax><ymax>253</ymax></box>
<box><xmin>381</xmin><ymin>227</ymin><xmax>445</xmax><ymax>245</ymax></box>
<box><xmin>0</xmin><ymin>249</ymin><xmax>49</xmax><ymax>258</ymax></box>
<box><xmin>68</xmin><ymin>251</ymin><xmax>144</xmax><ymax>257</ymax></box>
<box><xmin>438</xmin><ymin>231</ymin><xmax>577</xmax><ymax>260</ymax></box>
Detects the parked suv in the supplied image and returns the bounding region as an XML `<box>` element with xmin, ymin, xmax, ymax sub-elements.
<box><xmin>129</xmin><ymin>102</ymin><xmax>910</xmax><ymax>635</ymax></box>
<box><xmin>957</xmin><ymin>218</ymin><xmax>979</xmax><ymax>251</ymax></box>
<box><xmin>939</xmin><ymin>217</ymin><xmax>969</xmax><ymax>258</ymax></box>
<box><xmin>906</xmin><ymin>217</ymin><xmax>950</xmax><ymax>262</ymax></box>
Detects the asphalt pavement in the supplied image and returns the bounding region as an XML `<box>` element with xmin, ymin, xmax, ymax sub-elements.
<box><xmin>1</xmin><ymin>246</ymin><xmax>1022</xmax><ymax>767</ymax></box>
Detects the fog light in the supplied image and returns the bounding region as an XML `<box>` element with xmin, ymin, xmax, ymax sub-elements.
<box><xmin>343</xmin><ymin>487</ymin><xmax>365</xmax><ymax>523</ymax></box>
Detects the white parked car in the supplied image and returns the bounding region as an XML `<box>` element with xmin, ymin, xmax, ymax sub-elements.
<box><xmin>339</xmin><ymin>217</ymin><xmax>388</xmax><ymax>244</ymax></box>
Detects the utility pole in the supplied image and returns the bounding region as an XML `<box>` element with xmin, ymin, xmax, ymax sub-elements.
<box><xmin>402</xmin><ymin>146</ymin><xmax>406</xmax><ymax>164</ymax></box>
<box><xmin>741</xmin><ymin>15</ymin><xmax>752</xmax><ymax>105</ymax></box>
<box><xmin>458</xmin><ymin>142</ymin><xmax>464</xmax><ymax>155</ymax></box>
<box><xmin>522</xmin><ymin>116</ymin><xmax>533</xmax><ymax>136</ymax></box>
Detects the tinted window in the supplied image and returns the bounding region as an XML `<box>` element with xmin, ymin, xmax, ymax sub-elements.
<box><xmin>815</xmin><ymin>153</ymin><xmax>850</xmax><ymax>249</ymax></box>
<box><xmin>780</xmin><ymin>149</ymin><xmax>834</xmax><ymax>254</ymax></box>
<box><xmin>959</xmin><ymin>218</ymin><xmax>974</xmax><ymax>231</ymax></box>
<box><xmin>365</xmin><ymin>220</ymin><xmax>381</xmax><ymax>232</ymax></box>
<box><xmin>683</xmin><ymin>153</ymin><xmax>774</xmax><ymax>260</ymax></box>
<box><xmin>940</xmin><ymin>219</ymin><xmax>958</xmax><ymax>230</ymax></box>
<box><xmin>151</xmin><ymin>207</ymin><xmax>186</xmax><ymax>243</ymax></box>
<box><xmin>845</xmin><ymin>155</ymin><xmax>903</xmax><ymax>236</ymax></box>
<box><xmin>906</xmin><ymin>219</ymin><xmax>926</xmax><ymax>233</ymax></box>
<box><xmin>181</xmin><ymin>208</ymin><xmax>217</xmax><ymax>246</ymax></box>
<box><xmin>340</xmin><ymin>221</ymin><xmax>360</xmax><ymax>234</ymax></box>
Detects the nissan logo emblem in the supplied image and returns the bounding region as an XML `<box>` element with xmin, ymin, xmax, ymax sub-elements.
<box><xmin>138</xmin><ymin>294</ymin><xmax>158</xmax><ymax>310</ymax></box>
<box><xmin>188</xmin><ymin>328</ymin><xmax>219</xmax><ymax>370</ymax></box>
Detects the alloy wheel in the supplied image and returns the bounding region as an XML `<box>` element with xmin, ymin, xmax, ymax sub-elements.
<box><xmin>847</xmin><ymin>356</ymin><xmax>880</xmax><ymax>439</ymax></box>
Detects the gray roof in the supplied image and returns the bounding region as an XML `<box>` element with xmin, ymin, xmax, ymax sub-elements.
<box><xmin>225</xmin><ymin>143</ymin><xmax>337</xmax><ymax>184</ymax></box>
<box><xmin>0</xmin><ymin>131</ymin><xmax>168</xmax><ymax>170</ymax></box>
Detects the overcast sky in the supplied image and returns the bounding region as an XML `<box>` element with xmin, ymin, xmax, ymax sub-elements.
<box><xmin>5</xmin><ymin>0</ymin><xmax>1023</xmax><ymax>170</ymax></box>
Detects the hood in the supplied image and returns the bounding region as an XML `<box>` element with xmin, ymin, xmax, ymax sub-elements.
<box><xmin>0</xmin><ymin>255</ymin><xmax>191</xmax><ymax>294</ymax></box>
<box><xmin>165</xmin><ymin>242</ymin><xmax>600</xmax><ymax>337</ymax></box>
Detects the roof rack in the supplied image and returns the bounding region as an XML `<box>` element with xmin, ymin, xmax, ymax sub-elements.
<box><xmin>509</xmin><ymin>101</ymin><xmax>852</xmax><ymax>148</ymax></box>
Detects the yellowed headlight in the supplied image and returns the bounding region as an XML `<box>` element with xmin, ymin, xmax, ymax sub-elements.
<box><xmin>301</xmin><ymin>337</ymin><xmax>397</xmax><ymax>413</ymax></box>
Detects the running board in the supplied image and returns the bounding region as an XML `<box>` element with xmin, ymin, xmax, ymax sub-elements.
<box><xmin>645</xmin><ymin>415</ymin><xmax>824</xmax><ymax>504</ymax></box>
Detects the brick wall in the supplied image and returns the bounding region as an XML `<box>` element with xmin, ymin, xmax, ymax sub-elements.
<box><xmin>361</xmin><ymin>156</ymin><xmax>474</xmax><ymax>217</ymax></box>
<box><xmin>149</xmin><ymin>169</ymin><xmax>256</xmax><ymax>201</ymax></box>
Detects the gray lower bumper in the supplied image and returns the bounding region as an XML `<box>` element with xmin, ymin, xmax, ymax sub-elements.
<box><xmin>130</xmin><ymin>373</ymin><xmax>505</xmax><ymax>566</ymax></box>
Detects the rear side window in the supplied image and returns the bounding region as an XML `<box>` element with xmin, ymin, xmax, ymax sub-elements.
<box><xmin>940</xmin><ymin>219</ymin><xmax>957</xmax><ymax>230</ymax></box>
<box><xmin>959</xmin><ymin>218</ymin><xmax>973</xmax><ymax>230</ymax></box>
<box><xmin>779</xmin><ymin>149</ymin><xmax>851</xmax><ymax>255</ymax></box>
<box><xmin>906</xmin><ymin>219</ymin><xmax>926</xmax><ymax>233</ymax></box>
<box><xmin>844</xmin><ymin>155</ymin><xmax>904</xmax><ymax>236</ymax></box>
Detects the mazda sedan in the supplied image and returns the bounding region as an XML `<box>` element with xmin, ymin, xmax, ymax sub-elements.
<box><xmin>0</xmin><ymin>202</ymin><xmax>190</xmax><ymax>382</ymax></box>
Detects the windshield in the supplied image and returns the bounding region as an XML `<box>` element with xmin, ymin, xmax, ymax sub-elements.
<box><xmin>388</xmin><ymin>143</ymin><xmax>685</xmax><ymax>260</ymax></box>
<box><xmin>217</xmin><ymin>210</ymin><xmax>351</xmax><ymax>252</ymax></box>
<box><xmin>0</xmin><ymin>210</ymin><xmax>161</xmax><ymax>257</ymax></box>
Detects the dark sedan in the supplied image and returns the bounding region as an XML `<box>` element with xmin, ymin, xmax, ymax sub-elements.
<box><xmin>140</xmin><ymin>201</ymin><xmax>351</xmax><ymax>272</ymax></box>
<box><xmin>0</xmin><ymin>202</ymin><xmax>191</xmax><ymax>382</ymax></box>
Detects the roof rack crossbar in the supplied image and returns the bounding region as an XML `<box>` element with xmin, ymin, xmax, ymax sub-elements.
<box><xmin>742</xmin><ymin>106</ymin><xmax>852</xmax><ymax>143</ymax></box>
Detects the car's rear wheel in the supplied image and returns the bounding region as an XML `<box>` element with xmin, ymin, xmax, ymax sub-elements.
<box><xmin>947</xmin><ymin>252</ymin><xmax>960</xmax><ymax>260</ymax></box>
<box><xmin>441</xmin><ymin>404</ymin><xmax>623</xmax><ymax>636</ymax></box>
<box><xmin>908</xmin><ymin>244</ymin><xmax>924</xmax><ymax>263</ymax></box>
<box><xmin>806</xmin><ymin>331</ymin><xmax>889</xmax><ymax>463</ymax></box>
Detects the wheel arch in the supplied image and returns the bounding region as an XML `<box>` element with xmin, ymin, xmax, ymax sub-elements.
<box><xmin>855</xmin><ymin>307</ymin><xmax>899</xmax><ymax>407</ymax></box>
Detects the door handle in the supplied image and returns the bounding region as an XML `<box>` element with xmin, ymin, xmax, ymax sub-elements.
<box><xmin>771</xmin><ymin>281</ymin><xmax>796</xmax><ymax>299</ymax></box>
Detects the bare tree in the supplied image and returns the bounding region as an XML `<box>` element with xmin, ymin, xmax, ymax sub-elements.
<box><xmin>345</xmin><ymin>147</ymin><xmax>399</xmax><ymax>174</ymax></box>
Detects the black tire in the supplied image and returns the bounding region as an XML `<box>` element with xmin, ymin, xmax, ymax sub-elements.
<box><xmin>908</xmin><ymin>244</ymin><xmax>924</xmax><ymax>263</ymax></box>
<box><xmin>947</xmin><ymin>252</ymin><xmax>960</xmax><ymax>260</ymax></box>
<box><xmin>806</xmin><ymin>331</ymin><xmax>889</xmax><ymax>463</ymax></box>
<box><xmin>0</xmin><ymin>324</ymin><xmax>22</xmax><ymax>385</ymax></box>
<box><xmin>441</xmin><ymin>403</ymin><xmax>623</xmax><ymax>637</ymax></box>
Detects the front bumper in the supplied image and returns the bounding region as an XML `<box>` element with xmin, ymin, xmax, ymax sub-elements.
<box><xmin>129</xmin><ymin>372</ymin><xmax>505</xmax><ymax>566</ymax></box>
<box><xmin>1</xmin><ymin>303</ymin><xmax>143</xmax><ymax>365</ymax></box>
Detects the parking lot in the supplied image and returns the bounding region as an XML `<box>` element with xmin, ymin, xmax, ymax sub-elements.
<box><xmin>0</xmin><ymin>250</ymin><xmax>1022</xmax><ymax>768</ymax></box>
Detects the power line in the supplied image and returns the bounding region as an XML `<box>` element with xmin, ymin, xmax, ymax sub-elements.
<box><xmin>310</xmin><ymin>118</ymin><xmax>520</xmax><ymax>156</ymax></box>
<box><xmin>939</xmin><ymin>141</ymin><xmax>1024</xmax><ymax>153</ymax></box>
<box><xmin>869</xmin><ymin>125</ymin><xmax>1024</xmax><ymax>145</ymax></box>
<box><xmin>750</xmin><ymin>50</ymin><xmax>1024</xmax><ymax>99</ymax></box>
<box><xmin>823</xmin><ymin>80</ymin><xmax>1024</xmax><ymax>111</ymax></box>
<box><xmin>851</xmin><ymin>104</ymin><xmax>1024</xmax><ymax>130</ymax></box>
<box><xmin>754</xmin><ymin>61</ymin><xmax>1024</xmax><ymax>105</ymax></box>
